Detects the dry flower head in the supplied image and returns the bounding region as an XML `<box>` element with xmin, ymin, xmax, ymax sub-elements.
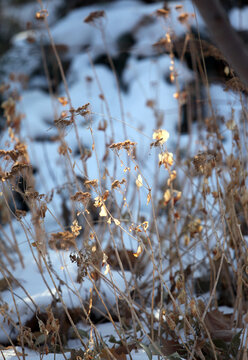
<box><xmin>167</xmin><ymin>170</ymin><xmax>177</xmax><ymax>186</ymax></box>
<box><xmin>71</xmin><ymin>191</ymin><xmax>91</xmax><ymax>204</ymax></box>
<box><xmin>136</xmin><ymin>174</ymin><xmax>143</xmax><ymax>188</ymax></box>
<box><xmin>71</xmin><ymin>220</ymin><xmax>82</xmax><ymax>237</ymax></box>
<box><xmin>159</xmin><ymin>151</ymin><xmax>174</xmax><ymax>169</ymax></box>
<box><xmin>153</xmin><ymin>129</ymin><xmax>170</xmax><ymax>144</ymax></box>
<box><xmin>109</xmin><ymin>140</ymin><xmax>136</xmax><ymax>152</ymax></box>
<box><xmin>111</xmin><ymin>178</ymin><xmax>126</xmax><ymax>189</ymax></box>
<box><xmin>84</xmin><ymin>179</ymin><xmax>98</xmax><ymax>189</ymax></box>
<box><xmin>156</xmin><ymin>9</ymin><xmax>170</xmax><ymax>17</ymax></box>
<box><xmin>58</xmin><ymin>96</ymin><xmax>68</xmax><ymax>106</ymax></box>
<box><xmin>133</xmin><ymin>245</ymin><xmax>142</xmax><ymax>258</ymax></box>
<box><xmin>84</xmin><ymin>11</ymin><xmax>105</xmax><ymax>24</ymax></box>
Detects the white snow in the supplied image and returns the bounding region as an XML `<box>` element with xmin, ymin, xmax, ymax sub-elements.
<box><xmin>0</xmin><ymin>0</ymin><xmax>246</xmax><ymax>358</ymax></box>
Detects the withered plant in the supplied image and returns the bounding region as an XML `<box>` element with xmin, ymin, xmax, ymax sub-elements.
<box><xmin>0</xmin><ymin>2</ymin><xmax>248</xmax><ymax>360</ymax></box>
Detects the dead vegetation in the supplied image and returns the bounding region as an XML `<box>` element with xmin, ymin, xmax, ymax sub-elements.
<box><xmin>0</xmin><ymin>2</ymin><xmax>248</xmax><ymax>360</ymax></box>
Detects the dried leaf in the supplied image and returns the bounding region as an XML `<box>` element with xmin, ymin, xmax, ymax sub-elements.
<box><xmin>204</xmin><ymin>310</ymin><xmax>234</xmax><ymax>342</ymax></box>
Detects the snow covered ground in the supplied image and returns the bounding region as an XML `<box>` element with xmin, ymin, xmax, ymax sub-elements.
<box><xmin>0</xmin><ymin>0</ymin><xmax>247</xmax><ymax>359</ymax></box>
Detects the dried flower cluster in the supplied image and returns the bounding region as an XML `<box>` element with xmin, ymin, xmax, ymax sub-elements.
<box><xmin>109</xmin><ymin>140</ymin><xmax>136</xmax><ymax>151</ymax></box>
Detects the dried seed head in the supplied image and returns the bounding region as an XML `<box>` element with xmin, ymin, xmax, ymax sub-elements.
<box><xmin>156</xmin><ymin>8</ymin><xmax>170</xmax><ymax>17</ymax></box>
<box><xmin>133</xmin><ymin>245</ymin><xmax>142</xmax><ymax>258</ymax></box>
<box><xmin>192</xmin><ymin>150</ymin><xmax>217</xmax><ymax>176</ymax></box>
<box><xmin>173</xmin><ymin>190</ymin><xmax>181</xmax><ymax>203</ymax></box>
<box><xmin>113</xmin><ymin>218</ymin><xmax>120</xmax><ymax>225</ymax></box>
<box><xmin>84</xmin><ymin>11</ymin><xmax>105</xmax><ymax>24</ymax></box>
<box><xmin>178</xmin><ymin>13</ymin><xmax>189</xmax><ymax>23</ymax></box>
<box><xmin>70</xmin><ymin>103</ymin><xmax>90</xmax><ymax>117</ymax></box>
<box><xmin>109</xmin><ymin>140</ymin><xmax>136</xmax><ymax>151</ymax></box>
<box><xmin>102</xmin><ymin>190</ymin><xmax>109</xmax><ymax>201</ymax></box>
<box><xmin>184</xmin><ymin>234</ymin><xmax>190</xmax><ymax>246</ymax></box>
<box><xmin>71</xmin><ymin>220</ymin><xmax>82</xmax><ymax>236</ymax></box>
<box><xmin>35</xmin><ymin>9</ymin><xmax>48</xmax><ymax>20</ymax></box>
<box><xmin>163</xmin><ymin>189</ymin><xmax>171</xmax><ymax>204</ymax></box>
<box><xmin>111</xmin><ymin>179</ymin><xmax>121</xmax><ymax>189</ymax></box>
<box><xmin>84</xmin><ymin>179</ymin><xmax>98</xmax><ymax>189</ymax></box>
<box><xmin>99</xmin><ymin>205</ymin><xmax>107</xmax><ymax>217</ymax></box>
<box><xmin>153</xmin><ymin>129</ymin><xmax>170</xmax><ymax>145</ymax></box>
<box><xmin>188</xmin><ymin>218</ymin><xmax>203</xmax><ymax>237</ymax></box>
<box><xmin>167</xmin><ymin>170</ymin><xmax>177</xmax><ymax>186</ymax></box>
<box><xmin>159</xmin><ymin>151</ymin><xmax>174</xmax><ymax>169</ymax></box>
<box><xmin>136</xmin><ymin>174</ymin><xmax>143</xmax><ymax>188</ymax></box>
<box><xmin>58</xmin><ymin>96</ymin><xmax>68</xmax><ymax>106</ymax></box>
<box><xmin>71</xmin><ymin>191</ymin><xmax>91</xmax><ymax>204</ymax></box>
<box><xmin>94</xmin><ymin>196</ymin><xmax>103</xmax><ymax>208</ymax></box>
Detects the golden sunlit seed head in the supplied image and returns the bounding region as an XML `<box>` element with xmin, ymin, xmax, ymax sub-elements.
<box><xmin>104</xmin><ymin>263</ymin><xmax>110</xmax><ymax>275</ymax></box>
<box><xmin>159</xmin><ymin>151</ymin><xmax>174</xmax><ymax>169</ymax></box>
<box><xmin>114</xmin><ymin>218</ymin><xmax>120</xmax><ymax>226</ymax></box>
<box><xmin>164</xmin><ymin>189</ymin><xmax>171</xmax><ymax>204</ymax></box>
<box><xmin>71</xmin><ymin>219</ymin><xmax>82</xmax><ymax>236</ymax></box>
<box><xmin>84</xmin><ymin>179</ymin><xmax>98</xmax><ymax>189</ymax></box>
<box><xmin>224</xmin><ymin>66</ymin><xmax>230</xmax><ymax>76</ymax></box>
<box><xmin>99</xmin><ymin>205</ymin><xmax>107</xmax><ymax>217</ymax></box>
<box><xmin>170</xmin><ymin>73</ymin><xmax>175</xmax><ymax>82</ymax></box>
<box><xmin>166</xmin><ymin>33</ymin><xmax>171</xmax><ymax>43</ymax></box>
<box><xmin>167</xmin><ymin>170</ymin><xmax>177</xmax><ymax>186</ymax></box>
<box><xmin>133</xmin><ymin>245</ymin><xmax>142</xmax><ymax>258</ymax></box>
<box><xmin>184</xmin><ymin>234</ymin><xmax>190</xmax><ymax>246</ymax></box>
<box><xmin>173</xmin><ymin>190</ymin><xmax>182</xmax><ymax>203</ymax></box>
<box><xmin>136</xmin><ymin>174</ymin><xmax>143</xmax><ymax>188</ymax></box>
<box><xmin>58</xmin><ymin>96</ymin><xmax>68</xmax><ymax>106</ymax></box>
<box><xmin>153</xmin><ymin>129</ymin><xmax>170</xmax><ymax>144</ymax></box>
<box><xmin>94</xmin><ymin>196</ymin><xmax>102</xmax><ymax>208</ymax></box>
<box><xmin>142</xmin><ymin>221</ymin><xmax>149</xmax><ymax>231</ymax></box>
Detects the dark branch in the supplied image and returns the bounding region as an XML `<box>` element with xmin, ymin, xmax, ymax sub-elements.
<box><xmin>193</xmin><ymin>0</ymin><xmax>248</xmax><ymax>87</ymax></box>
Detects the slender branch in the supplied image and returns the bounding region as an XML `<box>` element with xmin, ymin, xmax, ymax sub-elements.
<box><xmin>193</xmin><ymin>0</ymin><xmax>248</xmax><ymax>87</ymax></box>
